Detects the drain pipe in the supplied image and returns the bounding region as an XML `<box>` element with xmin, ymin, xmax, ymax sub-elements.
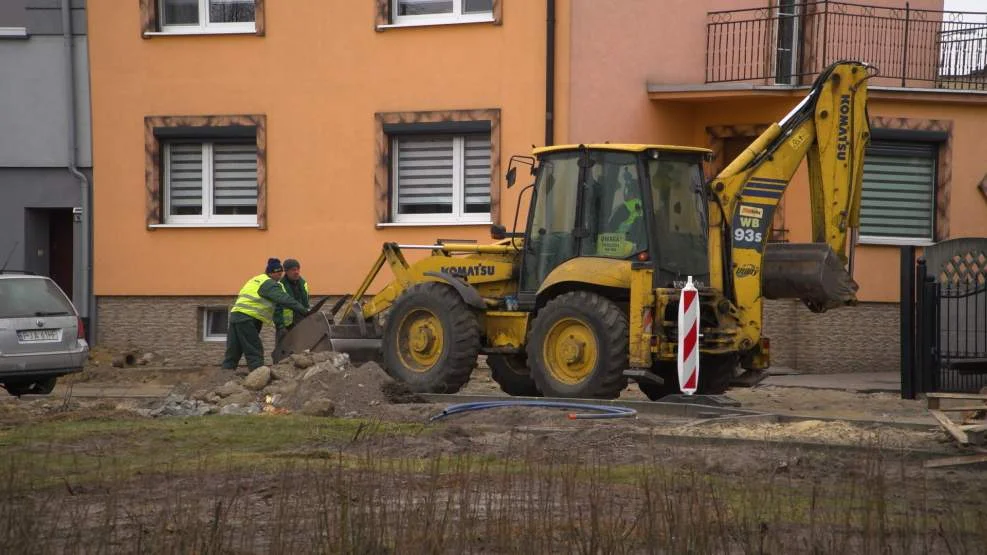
<box><xmin>545</xmin><ymin>0</ymin><xmax>556</xmax><ymax>146</ymax></box>
<box><xmin>61</xmin><ymin>0</ymin><xmax>92</xmax><ymax>335</ymax></box>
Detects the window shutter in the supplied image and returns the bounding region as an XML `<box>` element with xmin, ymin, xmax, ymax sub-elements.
<box><xmin>168</xmin><ymin>143</ymin><xmax>203</xmax><ymax>215</ymax></box>
<box><xmin>396</xmin><ymin>136</ymin><xmax>454</xmax><ymax>215</ymax></box>
<box><xmin>860</xmin><ymin>141</ymin><xmax>936</xmax><ymax>241</ymax></box>
<box><xmin>463</xmin><ymin>134</ymin><xmax>491</xmax><ymax>213</ymax></box>
<box><xmin>213</xmin><ymin>143</ymin><xmax>258</xmax><ymax>215</ymax></box>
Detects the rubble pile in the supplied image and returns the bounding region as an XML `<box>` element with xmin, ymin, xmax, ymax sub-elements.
<box><xmin>147</xmin><ymin>352</ymin><xmax>426</xmax><ymax>418</ymax></box>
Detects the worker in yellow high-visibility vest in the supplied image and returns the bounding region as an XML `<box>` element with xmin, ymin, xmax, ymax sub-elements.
<box><xmin>221</xmin><ymin>258</ymin><xmax>309</xmax><ymax>372</ymax></box>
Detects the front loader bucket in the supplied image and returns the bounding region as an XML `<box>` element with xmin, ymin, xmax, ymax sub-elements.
<box><xmin>761</xmin><ymin>243</ymin><xmax>859</xmax><ymax>313</ymax></box>
<box><xmin>271</xmin><ymin>308</ymin><xmax>382</xmax><ymax>365</ymax></box>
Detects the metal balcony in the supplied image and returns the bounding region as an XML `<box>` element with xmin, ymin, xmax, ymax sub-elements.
<box><xmin>706</xmin><ymin>1</ymin><xmax>987</xmax><ymax>90</ymax></box>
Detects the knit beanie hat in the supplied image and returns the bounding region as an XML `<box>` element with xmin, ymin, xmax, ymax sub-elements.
<box><xmin>266</xmin><ymin>257</ymin><xmax>283</xmax><ymax>274</ymax></box>
<box><xmin>284</xmin><ymin>258</ymin><xmax>300</xmax><ymax>270</ymax></box>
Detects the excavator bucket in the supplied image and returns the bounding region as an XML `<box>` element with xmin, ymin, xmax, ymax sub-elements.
<box><xmin>271</xmin><ymin>310</ymin><xmax>334</xmax><ymax>364</ymax></box>
<box><xmin>271</xmin><ymin>296</ymin><xmax>383</xmax><ymax>365</ymax></box>
<box><xmin>761</xmin><ymin>243</ymin><xmax>859</xmax><ymax>313</ymax></box>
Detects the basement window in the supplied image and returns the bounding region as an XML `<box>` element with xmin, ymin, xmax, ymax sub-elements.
<box><xmin>203</xmin><ymin>307</ymin><xmax>229</xmax><ymax>342</ymax></box>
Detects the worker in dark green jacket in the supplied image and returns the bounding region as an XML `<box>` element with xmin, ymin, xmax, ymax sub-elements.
<box><xmin>273</xmin><ymin>258</ymin><xmax>310</xmax><ymax>349</ymax></box>
<box><xmin>222</xmin><ymin>258</ymin><xmax>309</xmax><ymax>371</ymax></box>
<box><xmin>274</xmin><ymin>258</ymin><xmax>310</xmax><ymax>329</ymax></box>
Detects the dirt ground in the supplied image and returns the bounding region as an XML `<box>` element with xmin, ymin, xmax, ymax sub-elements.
<box><xmin>5</xmin><ymin>349</ymin><xmax>987</xmax><ymax>553</ymax></box>
<box><xmin>7</xmin><ymin>351</ymin><xmax>958</xmax><ymax>457</ymax></box>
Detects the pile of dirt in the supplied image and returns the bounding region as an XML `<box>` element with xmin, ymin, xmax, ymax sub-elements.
<box><xmin>145</xmin><ymin>352</ymin><xmax>429</xmax><ymax>418</ymax></box>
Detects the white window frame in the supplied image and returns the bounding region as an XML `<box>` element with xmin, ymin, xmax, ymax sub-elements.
<box><xmin>391</xmin><ymin>134</ymin><xmax>491</xmax><ymax>225</ymax></box>
<box><xmin>163</xmin><ymin>141</ymin><xmax>258</xmax><ymax>226</ymax></box>
<box><xmin>159</xmin><ymin>0</ymin><xmax>256</xmax><ymax>34</ymax></box>
<box><xmin>202</xmin><ymin>307</ymin><xmax>229</xmax><ymax>342</ymax></box>
<box><xmin>390</xmin><ymin>0</ymin><xmax>494</xmax><ymax>27</ymax></box>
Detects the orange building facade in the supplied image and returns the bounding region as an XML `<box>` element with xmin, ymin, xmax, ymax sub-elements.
<box><xmin>89</xmin><ymin>1</ymin><xmax>987</xmax><ymax>372</ymax></box>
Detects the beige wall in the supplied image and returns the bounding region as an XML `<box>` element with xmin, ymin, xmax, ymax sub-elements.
<box><xmin>97</xmin><ymin>296</ymin><xmax>245</xmax><ymax>367</ymax></box>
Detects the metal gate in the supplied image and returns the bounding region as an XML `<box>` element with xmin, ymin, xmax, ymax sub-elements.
<box><xmin>902</xmin><ymin>239</ymin><xmax>987</xmax><ymax>397</ymax></box>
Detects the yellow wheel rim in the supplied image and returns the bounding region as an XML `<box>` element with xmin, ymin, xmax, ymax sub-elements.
<box><xmin>396</xmin><ymin>308</ymin><xmax>444</xmax><ymax>372</ymax></box>
<box><xmin>542</xmin><ymin>317</ymin><xmax>598</xmax><ymax>385</ymax></box>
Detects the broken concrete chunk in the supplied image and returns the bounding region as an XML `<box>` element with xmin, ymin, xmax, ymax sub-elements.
<box><xmin>301</xmin><ymin>399</ymin><xmax>336</xmax><ymax>417</ymax></box>
<box><xmin>270</xmin><ymin>364</ymin><xmax>296</xmax><ymax>381</ymax></box>
<box><xmin>216</xmin><ymin>381</ymin><xmax>246</xmax><ymax>398</ymax></box>
<box><xmin>302</xmin><ymin>365</ymin><xmax>327</xmax><ymax>381</ymax></box>
<box><xmin>326</xmin><ymin>352</ymin><xmax>350</xmax><ymax>368</ymax></box>
<box><xmin>263</xmin><ymin>381</ymin><xmax>299</xmax><ymax>397</ymax></box>
<box><xmin>221</xmin><ymin>391</ymin><xmax>256</xmax><ymax>407</ymax></box>
<box><xmin>291</xmin><ymin>353</ymin><xmax>315</xmax><ymax>369</ymax></box>
<box><xmin>219</xmin><ymin>403</ymin><xmax>262</xmax><ymax>416</ymax></box>
<box><xmin>243</xmin><ymin>366</ymin><xmax>272</xmax><ymax>390</ymax></box>
<box><xmin>311</xmin><ymin>351</ymin><xmax>332</xmax><ymax>363</ymax></box>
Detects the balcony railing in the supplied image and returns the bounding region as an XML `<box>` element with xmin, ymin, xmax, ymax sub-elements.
<box><xmin>706</xmin><ymin>1</ymin><xmax>987</xmax><ymax>90</ymax></box>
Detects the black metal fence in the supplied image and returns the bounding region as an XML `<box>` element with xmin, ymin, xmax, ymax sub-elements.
<box><xmin>901</xmin><ymin>243</ymin><xmax>987</xmax><ymax>398</ymax></box>
<box><xmin>707</xmin><ymin>1</ymin><xmax>987</xmax><ymax>90</ymax></box>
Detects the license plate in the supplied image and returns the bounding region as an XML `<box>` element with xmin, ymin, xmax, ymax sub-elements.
<box><xmin>17</xmin><ymin>329</ymin><xmax>62</xmax><ymax>342</ymax></box>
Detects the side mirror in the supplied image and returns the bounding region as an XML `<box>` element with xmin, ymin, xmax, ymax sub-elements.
<box><xmin>506</xmin><ymin>167</ymin><xmax>517</xmax><ymax>188</ymax></box>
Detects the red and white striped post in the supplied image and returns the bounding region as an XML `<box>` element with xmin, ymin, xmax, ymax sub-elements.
<box><xmin>677</xmin><ymin>276</ymin><xmax>699</xmax><ymax>395</ymax></box>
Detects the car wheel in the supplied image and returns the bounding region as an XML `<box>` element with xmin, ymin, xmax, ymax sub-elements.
<box><xmin>3</xmin><ymin>377</ymin><xmax>57</xmax><ymax>396</ymax></box>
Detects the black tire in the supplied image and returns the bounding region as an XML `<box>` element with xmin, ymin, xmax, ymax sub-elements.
<box><xmin>381</xmin><ymin>282</ymin><xmax>480</xmax><ymax>394</ymax></box>
<box><xmin>3</xmin><ymin>377</ymin><xmax>57</xmax><ymax>397</ymax></box>
<box><xmin>526</xmin><ymin>291</ymin><xmax>629</xmax><ymax>399</ymax></box>
<box><xmin>488</xmin><ymin>354</ymin><xmax>541</xmax><ymax>397</ymax></box>
<box><xmin>637</xmin><ymin>355</ymin><xmax>737</xmax><ymax>400</ymax></box>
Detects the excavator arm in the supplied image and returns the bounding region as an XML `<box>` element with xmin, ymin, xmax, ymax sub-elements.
<box><xmin>708</xmin><ymin>61</ymin><xmax>875</xmax><ymax>350</ymax></box>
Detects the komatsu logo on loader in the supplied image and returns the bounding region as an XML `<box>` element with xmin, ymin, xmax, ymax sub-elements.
<box><xmin>837</xmin><ymin>94</ymin><xmax>851</xmax><ymax>161</ymax></box>
<box><xmin>440</xmin><ymin>264</ymin><xmax>496</xmax><ymax>278</ymax></box>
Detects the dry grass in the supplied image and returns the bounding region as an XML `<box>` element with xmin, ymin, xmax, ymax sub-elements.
<box><xmin>2</xmin><ymin>413</ymin><xmax>986</xmax><ymax>554</ymax></box>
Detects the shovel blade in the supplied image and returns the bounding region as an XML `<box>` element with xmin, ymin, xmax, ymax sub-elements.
<box><xmin>271</xmin><ymin>311</ymin><xmax>383</xmax><ymax>365</ymax></box>
<box><xmin>271</xmin><ymin>312</ymin><xmax>334</xmax><ymax>364</ymax></box>
<box><xmin>761</xmin><ymin>243</ymin><xmax>859</xmax><ymax>312</ymax></box>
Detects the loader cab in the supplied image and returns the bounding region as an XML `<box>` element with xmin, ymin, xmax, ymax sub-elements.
<box><xmin>517</xmin><ymin>145</ymin><xmax>711</xmax><ymax>296</ymax></box>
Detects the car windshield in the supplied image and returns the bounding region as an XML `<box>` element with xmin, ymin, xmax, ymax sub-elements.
<box><xmin>0</xmin><ymin>278</ymin><xmax>75</xmax><ymax>318</ymax></box>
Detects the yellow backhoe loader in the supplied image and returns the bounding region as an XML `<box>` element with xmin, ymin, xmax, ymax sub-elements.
<box><xmin>276</xmin><ymin>60</ymin><xmax>876</xmax><ymax>399</ymax></box>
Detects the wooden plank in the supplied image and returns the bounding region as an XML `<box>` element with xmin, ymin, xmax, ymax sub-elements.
<box><xmin>926</xmin><ymin>392</ymin><xmax>987</xmax><ymax>400</ymax></box>
<box><xmin>930</xmin><ymin>410</ymin><xmax>969</xmax><ymax>445</ymax></box>
<box><xmin>924</xmin><ymin>453</ymin><xmax>987</xmax><ymax>469</ymax></box>
<box><xmin>959</xmin><ymin>424</ymin><xmax>987</xmax><ymax>445</ymax></box>
<box><xmin>928</xmin><ymin>405</ymin><xmax>987</xmax><ymax>412</ymax></box>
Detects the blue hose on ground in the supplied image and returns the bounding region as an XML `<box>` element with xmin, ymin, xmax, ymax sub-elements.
<box><xmin>428</xmin><ymin>399</ymin><xmax>636</xmax><ymax>422</ymax></box>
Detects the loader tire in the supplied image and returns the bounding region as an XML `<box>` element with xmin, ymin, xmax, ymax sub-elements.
<box><xmin>638</xmin><ymin>355</ymin><xmax>737</xmax><ymax>400</ymax></box>
<box><xmin>488</xmin><ymin>354</ymin><xmax>541</xmax><ymax>397</ymax></box>
<box><xmin>526</xmin><ymin>291</ymin><xmax>628</xmax><ymax>399</ymax></box>
<box><xmin>382</xmin><ymin>282</ymin><xmax>480</xmax><ymax>394</ymax></box>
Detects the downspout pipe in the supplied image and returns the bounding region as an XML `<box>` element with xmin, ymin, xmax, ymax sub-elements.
<box><xmin>61</xmin><ymin>0</ymin><xmax>92</xmax><ymax>335</ymax></box>
<box><xmin>545</xmin><ymin>0</ymin><xmax>555</xmax><ymax>146</ymax></box>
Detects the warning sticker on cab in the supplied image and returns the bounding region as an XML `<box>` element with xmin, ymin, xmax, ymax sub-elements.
<box><xmin>739</xmin><ymin>205</ymin><xmax>764</xmax><ymax>219</ymax></box>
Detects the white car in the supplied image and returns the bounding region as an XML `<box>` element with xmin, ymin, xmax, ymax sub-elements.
<box><xmin>0</xmin><ymin>273</ymin><xmax>89</xmax><ymax>396</ymax></box>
